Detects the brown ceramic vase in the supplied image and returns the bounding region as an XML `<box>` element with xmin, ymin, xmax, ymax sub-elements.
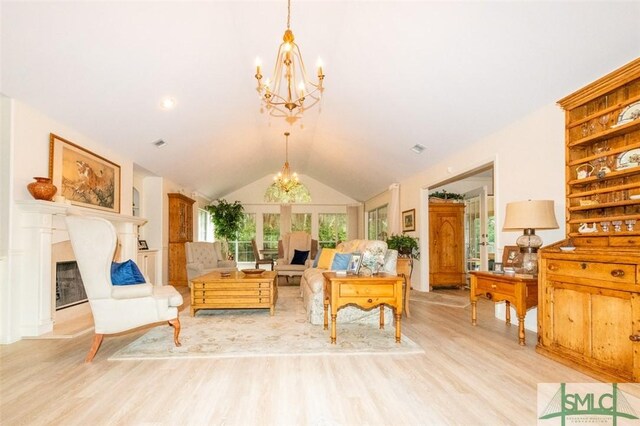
<box><xmin>27</xmin><ymin>177</ymin><xmax>57</xmax><ymax>201</ymax></box>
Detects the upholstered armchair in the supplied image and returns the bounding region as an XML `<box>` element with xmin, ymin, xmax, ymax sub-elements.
<box><xmin>65</xmin><ymin>215</ymin><xmax>183</xmax><ymax>362</ymax></box>
<box><xmin>274</xmin><ymin>231</ymin><xmax>318</xmax><ymax>283</ymax></box>
<box><xmin>185</xmin><ymin>241</ymin><xmax>237</xmax><ymax>282</ymax></box>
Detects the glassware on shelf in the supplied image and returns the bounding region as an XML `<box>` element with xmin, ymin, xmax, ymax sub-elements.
<box><xmin>599</xmin><ymin>113</ymin><xmax>610</xmax><ymax>130</ymax></box>
<box><xmin>600</xmin><ymin>221</ymin><xmax>611</xmax><ymax>232</ymax></box>
<box><xmin>612</xmin><ymin>220</ymin><xmax>623</xmax><ymax>232</ymax></box>
<box><xmin>625</xmin><ymin>219</ymin><xmax>636</xmax><ymax>231</ymax></box>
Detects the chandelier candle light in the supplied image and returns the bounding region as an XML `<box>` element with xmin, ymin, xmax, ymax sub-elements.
<box><xmin>502</xmin><ymin>200</ymin><xmax>559</xmax><ymax>275</ymax></box>
<box><xmin>255</xmin><ymin>0</ymin><xmax>325</xmax><ymax>120</ymax></box>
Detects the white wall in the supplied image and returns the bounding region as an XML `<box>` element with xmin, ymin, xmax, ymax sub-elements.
<box><xmin>395</xmin><ymin>103</ymin><xmax>566</xmax><ymax>331</ymax></box>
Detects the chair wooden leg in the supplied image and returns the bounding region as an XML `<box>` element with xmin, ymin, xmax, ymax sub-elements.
<box><xmin>85</xmin><ymin>333</ymin><xmax>104</xmax><ymax>363</ymax></box>
<box><xmin>168</xmin><ymin>318</ymin><xmax>182</xmax><ymax>347</ymax></box>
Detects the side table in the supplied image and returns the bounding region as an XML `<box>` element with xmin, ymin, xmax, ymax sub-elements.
<box><xmin>469</xmin><ymin>271</ymin><xmax>538</xmax><ymax>345</ymax></box>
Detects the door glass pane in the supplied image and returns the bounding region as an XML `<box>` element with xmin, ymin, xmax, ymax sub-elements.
<box><xmin>263</xmin><ymin>213</ymin><xmax>280</xmax><ymax>252</ymax></box>
<box><xmin>319</xmin><ymin>213</ymin><xmax>347</xmax><ymax>248</ymax></box>
<box><xmin>291</xmin><ymin>213</ymin><xmax>311</xmax><ymax>233</ymax></box>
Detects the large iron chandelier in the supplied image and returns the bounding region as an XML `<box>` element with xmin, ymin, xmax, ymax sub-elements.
<box><xmin>255</xmin><ymin>0</ymin><xmax>325</xmax><ymax>121</ymax></box>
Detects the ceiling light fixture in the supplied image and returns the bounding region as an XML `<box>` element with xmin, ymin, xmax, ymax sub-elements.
<box><xmin>160</xmin><ymin>97</ymin><xmax>176</xmax><ymax>110</ymax></box>
<box><xmin>255</xmin><ymin>0</ymin><xmax>325</xmax><ymax>122</ymax></box>
<box><xmin>153</xmin><ymin>139</ymin><xmax>168</xmax><ymax>148</ymax></box>
<box><xmin>264</xmin><ymin>132</ymin><xmax>311</xmax><ymax>203</ymax></box>
<box><xmin>411</xmin><ymin>144</ymin><xmax>426</xmax><ymax>154</ymax></box>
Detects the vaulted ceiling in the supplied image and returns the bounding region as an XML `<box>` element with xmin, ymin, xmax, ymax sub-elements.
<box><xmin>2</xmin><ymin>1</ymin><xmax>639</xmax><ymax>201</ymax></box>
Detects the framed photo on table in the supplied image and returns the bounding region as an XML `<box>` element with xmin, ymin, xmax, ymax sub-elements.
<box><xmin>402</xmin><ymin>209</ymin><xmax>416</xmax><ymax>232</ymax></box>
<box><xmin>502</xmin><ymin>245</ymin><xmax>523</xmax><ymax>268</ymax></box>
<box><xmin>138</xmin><ymin>240</ymin><xmax>149</xmax><ymax>250</ymax></box>
<box><xmin>348</xmin><ymin>253</ymin><xmax>362</xmax><ymax>274</ymax></box>
<box><xmin>49</xmin><ymin>133</ymin><xmax>121</xmax><ymax>213</ymax></box>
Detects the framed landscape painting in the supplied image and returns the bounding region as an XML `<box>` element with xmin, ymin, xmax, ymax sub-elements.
<box><xmin>402</xmin><ymin>209</ymin><xmax>416</xmax><ymax>232</ymax></box>
<box><xmin>49</xmin><ymin>133</ymin><xmax>121</xmax><ymax>213</ymax></box>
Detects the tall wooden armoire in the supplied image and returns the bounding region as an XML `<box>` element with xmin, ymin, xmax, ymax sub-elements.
<box><xmin>429</xmin><ymin>202</ymin><xmax>465</xmax><ymax>289</ymax></box>
<box><xmin>537</xmin><ymin>58</ymin><xmax>640</xmax><ymax>382</ymax></box>
<box><xmin>168</xmin><ymin>193</ymin><xmax>195</xmax><ymax>286</ymax></box>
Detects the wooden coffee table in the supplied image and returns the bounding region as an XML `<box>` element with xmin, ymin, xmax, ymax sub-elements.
<box><xmin>322</xmin><ymin>272</ymin><xmax>404</xmax><ymax>344</ymax></box>
<box><xmin>190</xmin><ymin>270</ymin><xmax>278</xmax><ymax>316</ymax></box>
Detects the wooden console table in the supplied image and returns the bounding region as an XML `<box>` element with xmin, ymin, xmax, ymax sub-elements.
<box><xmin>469</xmin><ymin>271</ymin><xmax>538</xmax><ymax>346</ymax></box>
<box><xmin>322</xmin><ymin>272</ymin><xmax>404</xmax><ymax>344</ymax></box>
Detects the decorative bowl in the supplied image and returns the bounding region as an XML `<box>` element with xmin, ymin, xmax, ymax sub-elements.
<box><xmin>241</xmin><ymin>269</ymin><xmax>264</xmax><ymax>275</ymax></box>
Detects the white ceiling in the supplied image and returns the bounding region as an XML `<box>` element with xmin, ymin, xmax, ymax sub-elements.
<box><xmin>2</xmin><ymin>1</ymin><xmax>639</xmax><ymax>201</ymax></box>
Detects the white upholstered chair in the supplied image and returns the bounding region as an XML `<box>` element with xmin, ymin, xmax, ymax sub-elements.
<box><xmin>185</xmin><ymin>241</ymin><xmax>237</xmax><ymax>282</ymax></box>
<box><xmin>65</xmin><ymin>215</ymin><xmax>183</xmax><ymax>362</ymax></box>
<box><xmin>274</xmin><ymin>232</ymin><xmax>318</xmax><ymax>283</ymax></box>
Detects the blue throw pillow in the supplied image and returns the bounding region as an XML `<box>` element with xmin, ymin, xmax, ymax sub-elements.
<box><xmin>312</xmin><ymin>248</ymin><xmax>323</xmax><ymax>268</ymax></box>
<box><xmin>331</xmin><ymin>253</ymin><xmax>352</xmax><ymax>271</ymax></box>
<box><xmin>111</xmin><ymin>260</ymin><xmax>146</xmax><ymax>285</ymax></box>
<box><xmin>291</xmin><ymin>249</ymin><xmax>310</xmax><ymax>265</ymax></box>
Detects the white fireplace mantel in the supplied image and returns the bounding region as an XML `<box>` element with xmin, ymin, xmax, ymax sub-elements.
<box><xmin>14</xmin><ymin>200</ymin><xmax>147</xmax><ymax>337</ymax></box>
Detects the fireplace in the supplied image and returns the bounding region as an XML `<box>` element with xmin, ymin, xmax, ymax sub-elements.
<box><xmin>55</xmin><ymin>261</ymin><xmax>87</xmax><ymax>310</ymax></box>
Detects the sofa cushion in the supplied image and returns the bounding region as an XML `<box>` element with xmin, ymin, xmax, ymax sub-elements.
<box><xmin>331</xmin><ymin>252</ymin><xmax>352</xmax><ymax>271</ymax></box>
<box><xmin>291</xmin><ymin>249</ymin><xmax>310</xmax><ymax>265</ymax></box>
<box><xmin>111</xmin><ymin>260</ymin><xmax>146</xmax><ymax>285</ymax></box>
<box><xmin>317</xmin><ymin>248</ymin><xmax>336</xmax><ymax>269</ymax></box>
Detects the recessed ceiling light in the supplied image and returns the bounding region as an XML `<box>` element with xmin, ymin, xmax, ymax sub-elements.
<box><xmin>160</xmin><ymin>97</ymin><xmax>176</xmax><ymax>110</ymax></box>
<box><xmin>411</xmin><ymin>144</ymin><xmax>425</xmax><ymax>154</ymax></box>
<box><xmin>153</xmin><ymin>139</ymin><xmax>168</xmax><ymax>148</ymax></box>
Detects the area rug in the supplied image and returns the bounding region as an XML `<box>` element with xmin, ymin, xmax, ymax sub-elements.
<box><xmin>109</xmin><ymin>287</ymin><xmax>423</xmax><ymax>360</ymax></box>
<box><xmin>410</xmin><ymin>291</ymin><xmax>470</xmax><ymax>308</ymax></box>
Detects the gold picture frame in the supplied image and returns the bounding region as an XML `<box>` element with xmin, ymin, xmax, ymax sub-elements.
<box><xmin>402</xmin><ymin>209</ymin><xmax>416</xmax><ymax>232</ymax></box>
<box><xmin>49</xmin><ymin>133</ymin><xmax>121</xmax><ymax>213</ymax></box>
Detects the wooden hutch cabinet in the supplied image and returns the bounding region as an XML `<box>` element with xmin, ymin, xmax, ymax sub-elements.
<box><xmin>429</xmin><ymin>202</ymin><xmax>465</xmax><ymax>289</ymax></box>
<box><xmin>168</xmin><ymin>193</ymin><xmax>195</xmax><ymax>286</ymax></box>
<box><xmin>537</xmin><ymin>58</ymin><xmax>640</xmax><ymax>382</ymax></box>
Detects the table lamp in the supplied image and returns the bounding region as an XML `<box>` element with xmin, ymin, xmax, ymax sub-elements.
<box><xmin>502</xmin><ymin>200</ymin><xmax>559</xmax><ymax>275</ymax></box>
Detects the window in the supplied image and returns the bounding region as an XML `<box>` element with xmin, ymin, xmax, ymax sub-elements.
<box><xmin>292</xmin><ymin>213</ymin><xmax>312</xmax><ymax>233</ymax></box>
<box><xmin>263</xmin><ymin>213</ymin><xmax>280</xmax><ymax>252</ymax></box>
<box><xmin>367</xmin><ymin>205</ymin><xmax>388</xmax><ymax>240</ymax></box>
<box><xmin>232</xmin><ymin>213</ymin><xmax>256</xmax><ymax>262</ymax></box>
<box><xmin>318</xmin><ymin>213</ymin><xmax>347</xmax><ymax>248</ymax></box>
<box><xmin>197</xmin><ymin>208</ymin><xmax>214</xmax><ymax>242</ymax></box>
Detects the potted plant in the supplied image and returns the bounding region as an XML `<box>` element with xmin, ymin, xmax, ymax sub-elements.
<box><xmin>205</xmin><ymin>199</ymin><xmax>244</xmax><ymax>259</ymax></box>
<box><xmin>386</xmin><ymin>234</ymin><xmax>420</xmax><ymax>259</ymax></box>
<box><xmin>429</xmin><ymin>190</ymin><xmax>464</xmax><ymax>203</ymax></box>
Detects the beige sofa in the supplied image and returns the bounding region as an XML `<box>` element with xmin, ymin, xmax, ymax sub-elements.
<box><xmin>185</xmin><ymin>241</ymin><xmax>237</xmax><ymax>284</ymax></box>
<box><xmin>300</xmin><ymin>239</ymin><xmax>398</xmax><ymax>325</ymax></box>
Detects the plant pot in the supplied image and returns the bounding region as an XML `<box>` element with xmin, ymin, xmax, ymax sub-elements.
<box><xmin>27</xmin><ymin>177</ymin><xmax>57</xmax><ymax>201</ymax></box>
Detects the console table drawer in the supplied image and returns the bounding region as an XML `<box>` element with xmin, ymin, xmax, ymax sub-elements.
<box><xmin>474</xmin><ymin>278</ymin><xmax>516</xmax><ymax>296</ymax></box>
<box><xmin>545</xmin><ymin>260</ymin><xmax>636</xmax><ymax>284</ymax></box>
<box><xmin>339</xmin><ymin>284</ymin><xmax>395</xmax><ymax>297</ymax></box>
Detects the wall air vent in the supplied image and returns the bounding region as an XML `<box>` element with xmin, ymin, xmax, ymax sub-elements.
<box><xmin>153</xmin><ymin>139</ymin><xmax>168</xmax><ymax>148</ymax></box>
<box><xmin>411</xmin><ymin>144</ymin><xmax>425</xmax><ymax>154</ymax></box>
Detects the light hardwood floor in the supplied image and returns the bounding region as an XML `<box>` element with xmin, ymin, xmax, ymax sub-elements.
<box><xmin>1</xmin><ymin>288</ymin><xmax>638</xmax><ymax>425</ymax></box>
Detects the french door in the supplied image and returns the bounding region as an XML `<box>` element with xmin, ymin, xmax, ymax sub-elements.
<box><xmin>464</xmin><ymin>187</ymin><xmax>490</xmax><ymax>272</ymax></box>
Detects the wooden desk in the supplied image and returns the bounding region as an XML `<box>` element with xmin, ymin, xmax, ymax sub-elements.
<box><xmin>469</xmin><ymin>271</ymin><xmax>538</xmax><ymax>346</ymax></box>
<box><xmin>322</xmin><ymin>272</ymin><xmax>404</xmax><ymax>344</ymax></box>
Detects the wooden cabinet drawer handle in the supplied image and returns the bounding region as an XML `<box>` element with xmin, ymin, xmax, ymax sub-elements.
<box><xmin>580</xmin><ymin>263</ymin><xmax>587</xmax><ymax>270</ymax></box>
<box><xmin>548</xmin><ymin>264</ymin><xmax>559</xmax><ymax>272</ymax></box>
<box><xmin>485</xmin><ymin>292</ymin><xmax>493</xmax><ymax>300</ymax></box>
<box><xmin>611</xmin><ymin>269</ymin><xmax>625</xmax><ymax>278</ymax></box>
<box><xmin>630</xmin><ymin>335</ymin><xmax>640</xmax><ymax>342</ymax></box>
<box><xmin>367</xmin><ymin>298</ymin><xmax>373</xmax><ymax>303</ymax></box>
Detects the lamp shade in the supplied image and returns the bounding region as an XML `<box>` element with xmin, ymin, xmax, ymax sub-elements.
<box><xmin>502</xmin><ymin>200</ymin><xmax>559</xmax><ymax>230</ymax></box>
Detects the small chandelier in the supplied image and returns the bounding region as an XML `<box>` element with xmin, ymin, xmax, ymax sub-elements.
<box><xmin>274</xmin><ymin>132</ymin><xmax>299</xmax><ymax>192</ymax></box>
<box><xmin>255</xmin><ymin>0</ymin><xmax>325</xmax><ymax>121</ymax></box>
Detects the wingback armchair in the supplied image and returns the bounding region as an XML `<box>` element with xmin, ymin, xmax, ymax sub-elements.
<box><xmin>185</xmin><ymin>241</ymin><xmax>237</xmax><ymax>282</ymax></box>
<box><xmin>274</xmin><ymin>231</ymin><xmax>318</xmax><ymax>283</ymax></box>
<box><xmin>65</xmin><ymin>215</ymin><xmax>183</xmax><ymax>362</ymax></box>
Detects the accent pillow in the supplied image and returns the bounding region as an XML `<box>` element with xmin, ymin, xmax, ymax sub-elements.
<box><xmin>331</xmin><ymin>253</ymin><xmax>352</xmax><ymax>271</ymax></box>
<box><xmin>317</xmin><ymin>248</ymin><xmax>337</xmax><ymax>269</ymax></box>
<box><xmin>312</xmin><ymin>248</ymin><xmax>323</xmax><ymax>268</ymax></box>
<box><xmin>291</xmin><ymin>249</ymin><xmax>310</xmax><ymax>265</ymax></box>
<box><xmin>111</xmin><ymin>260</ymin><xmax>146</xmax><ymax>285</ymax></box>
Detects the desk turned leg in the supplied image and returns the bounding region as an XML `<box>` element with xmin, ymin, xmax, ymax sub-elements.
<box><xmin>323</xmin><ymin>298</ymin><xmax>329</xmax><ymax>330</ymax></box>
<box><xmin>518</xmin><ymin>315</ymin><xmax>526</xmax><ymax>346</ymax></box>
<box><xmin>395</xmin><ymin>312</ymin><xmax>401</xmax><ymax>343</ymax></box>
<box><xmin>331</xmin><ymin>314</ymin><xmax>337</xmax><ymax>344</ymax></box>
<box><xmin>505</xmin><ymin>301</ymin><xmax>511</xmax><ymax>325</ymax></box>
<box><xmin>471</xmin><ymin>301</ymin><xmax>477</xmax><ymax>326</ymax></box>
<box><xmin>380</xmin><ymin>306</ymin><xmax>384</xmax><ymax>330</ymax></box>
